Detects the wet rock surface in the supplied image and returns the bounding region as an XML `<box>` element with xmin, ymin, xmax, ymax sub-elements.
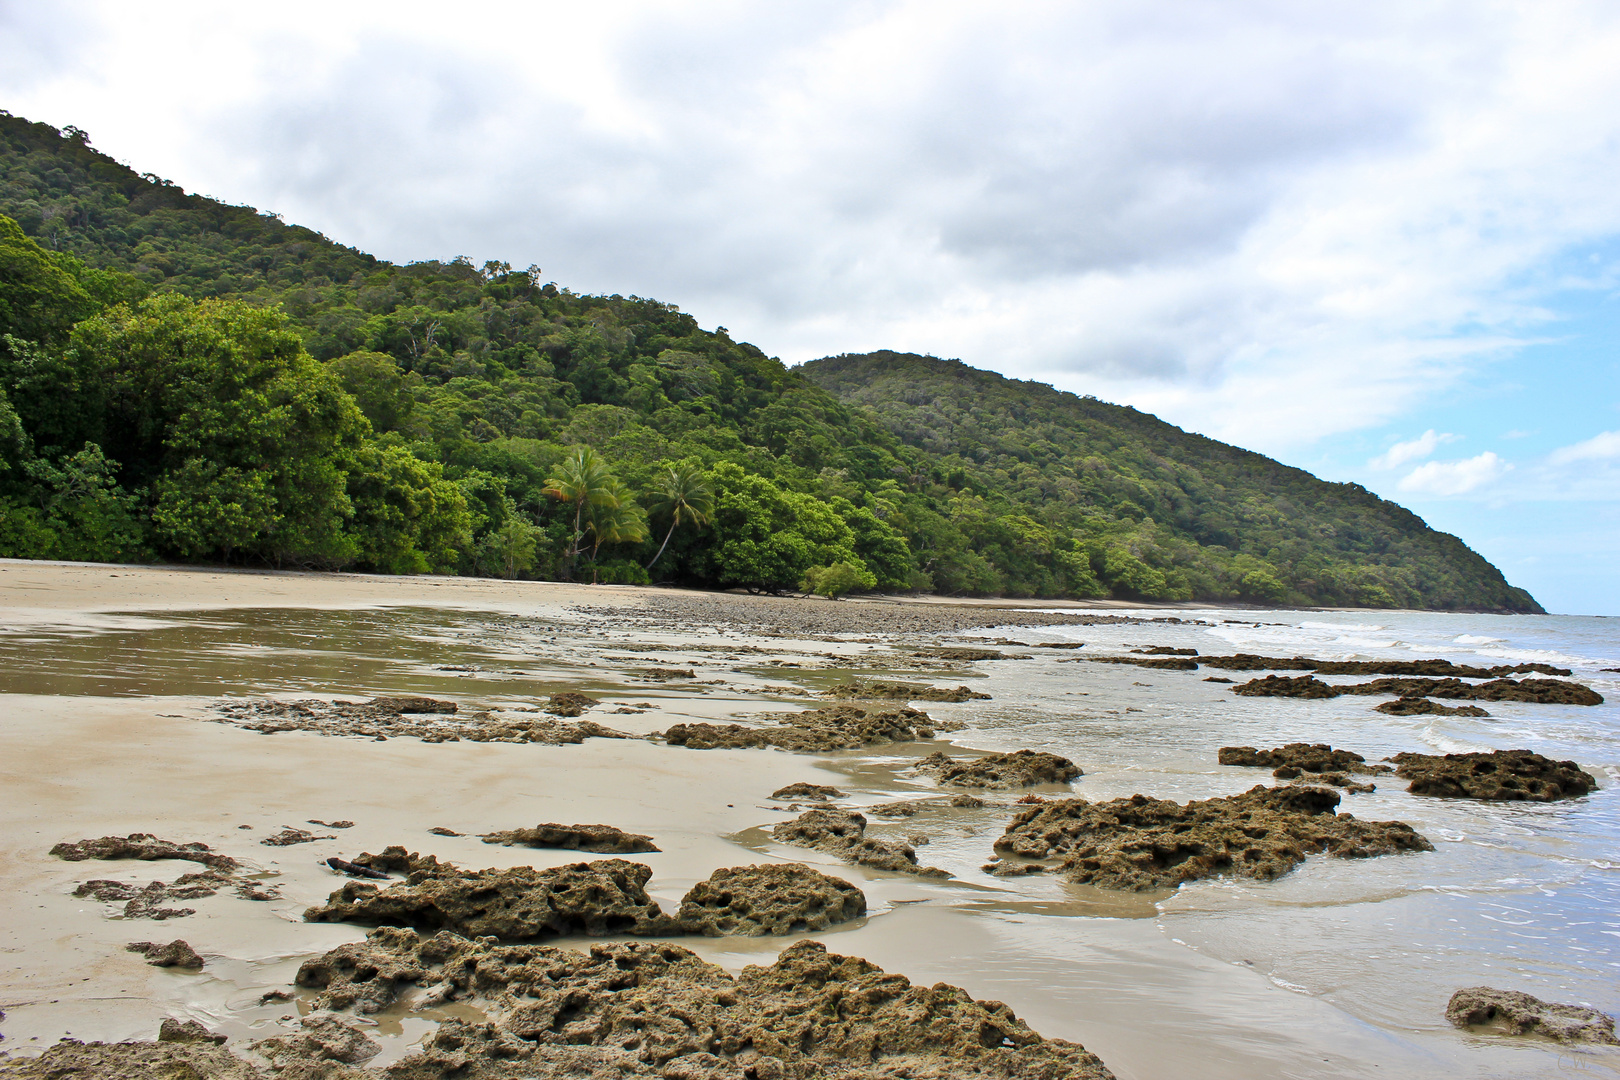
<box><xmin>1446</xmin><ymin>987</ymin><xmax>1619</xmax><ymax>1044</ymax></box>
<box><xmin>770</xmin><ymin>808</ymin><xmax>949</xmax><ymax>877</ymax></box>
<box><xmin>1218</xmin><ymin>743</ymin><xmax>1390</xmax><ymax>775</ymax></box>
<box><xmin>50</xmin><ymin>833</ymin><xmax>238</xmax><ymax>870</ymax></box>
<box><xmin>255</xmin><ymin>1013</ymin><xmax>383</xmax><ymax>1067</ymax></box>
<box><xmin>210</xmin><ymin>697</ymin><xmax>632</xmax><ymax>743</ymax></box>
<box><xmin>769</xmin><ymin>782</ymin><xmax>847</xmax><ymax>800</ymax></box>
<box><xmin>0</xmin><ymin>1034</ymin><xmax>260</xmax><ymax>1079</ymax></box>
<box><xmin>676</xmin><ymin>863</ymin><xmax>866</xmax><ymax>936</ymax></box>
<box><xmin>1231</xmin><ymin>675</ymin><xmax>1603</xmax><ymax>705</ymax></box>
<box><xmin>1374</xmin><ymin>697</ymin><xmax>1490</xmax><ymax>717</ymax></box>
<box><xmin>480</xmin><ymin>824</ymin><xmax>660</xmax><ymax>854</ymax></box>
<box><xmin>823</xmin><ymin>679</ymin><xmax>991</xmax><ymax>702</ymax></box>
<box><xmin>305</xmin><ymin>857</ymin><xmax>682</xmax><ymax>940</ymax></box>
<box><xmin>1389</xmin><ymin>750</ymin><xmax>1596</xmax><ymax>801</ymax></box>
<box><xmin>283</xmin><ymin>933</ymin><xmax>1116</xmax><ymax>1079</ymax></box>
<box><xmin>913</xmin><ymin>749</ymin><xmax>1082</xmax><ymax>789</ymax></box>
<box><xmin>663</xmin><ymin>704</ymin><xmax>941</xmax><ymax>752</ymax></box>
<box><xmin>127</xmin><ymin>939</ymin><xmax>204</xmax><ymax>968</ymax></box>
<box><xmin>1087</xmin><ymin>655</ymin><xmax>1199</xmax><ymax>670</ymax></box>
<box><xmin>261</xmin><ymin>825</ymin><xmax>335</xmax><ymax>846</ymax></box>
<box><xmin>994</xmin><ymin>785</ymin><xmax>1432</xmax><ymax>891</ymax></box>
<box><xmin>907</xmin><ymin>645</ymin><xmax>1031</xmax><ymax>661</ymax></box>
<box><xmin>74</xmin><ymin>870</ymin><xmax>235</xmax><ymax>919</ymax></box>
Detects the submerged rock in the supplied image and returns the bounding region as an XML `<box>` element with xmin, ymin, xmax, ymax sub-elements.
<box><xmin>1374</xmin><ymin>697</ymin><xmax>1490</xmax><ymax>717</ymax></box>
<box><xmin>823</xmin><ymin>679</ymin><xmax>991</xmax><ymax>702</ymax></box>
<box><xmin>50</xmin><ymin>833</ymin><xmax>238</xmax><ymax>870</ymax></box>
<box><xmin>479</xmin><ymin>823</ymin><xmax>660</xmax><ymax>854</ymax></box>
<box><xmin>994</xmin><ymin>785</ymin><xmax>1432</xmax><ymax>891</ymax></box>
<box><xmin>664</xmin><ymin>704</ymin><xmax>938</xmax><ymax>752</ymax></box>
<box><xmin>771</xmin><ymin>808</ymin><xmax>949</xmax><ymax>877</ymax></box>
<box><xmin>769</xmin><ymin>782</ymin><xmax>846</xmax><ymax>800</ymax></box>
<box><xmin>907</xmin><ymin>645</ymin><xmax>1031</xmax><ymax>661</ymax></box>
<box><xmin>1388</xmin><ymin>750</ymin><xmax>1596</xmax><ymax>801</ymax></box>
<box><xmin>913</xmin><ymin>749</ymin><xmax>1083</xmax><ymax>789</ymax></box>
<box><xmin>1218</xmin><ymin>743</ymin><xmax>1390</xmax><ymax>775</ymax></box>
<box><xmin>1087</xmin><ymin>655</ymin><xmax>1199</xmax><ymax>670</ymax></box>
<box><xmin>283</xmin><ymin>934</ymin><xmax>1115</xmax><ymax>1079</ymax></box>
<box><xmin>304</xmin><ymin>857</ymin><xmax>682</xmax><ymax>940</ymax></box>
<box><xmin>1231</xmin><ymin>675</ymin><xmax>1603</xmax><ymax>706</ymax></box>
<box><xmin>676</xmin><ymin>863</ymin><xmax>865</xmax><ymax>936</ymax></box>
<box><xmin>127</xmin><ymin>939</ymin><xmax>204</xmax><ymax>968</ymax></box>
<box><xmin>1446</xmin><ymin>987</ymin><xmax>1619</xmax><ymax>1044</ymax></box>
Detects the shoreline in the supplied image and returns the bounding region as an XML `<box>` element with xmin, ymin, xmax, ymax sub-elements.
<box><xmin>0</xmin><ymin>562</ymin><xmax>1607</xmax><ymax>1078</ymax></box>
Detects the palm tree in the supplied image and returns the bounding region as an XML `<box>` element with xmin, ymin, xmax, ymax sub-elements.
<box><xmin>645</xmin><ymin>463</ymin><xmax>715</xmax><ymax>570</ymax></box>
<box><xmin>543</xmin><ymin>447</ymin><xmax>620</xmax><ymax>574</ymax></box>
<box><xmin>585</xmin><ymin>482</ymin><xmax>648</xmax><ymax>581</ymax></box>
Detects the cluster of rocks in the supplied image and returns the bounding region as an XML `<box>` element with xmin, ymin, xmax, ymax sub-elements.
<box><xmin>1389</xmin><ymin>750</ymin><xmax>1596</xmax><ymax>802</ymax></box>
<box><xmin>305</xmin><ymin>848</ymin><xmax>869</xmax><ymax>941</ymax></box>
<box><xmin>1217</xmin><ymin>744</ymin><xmax>1595</xmax><ymax>803</ymax></box>
<box><xmin>769</xmin><ymin>782</ymin><xmax>846</xmax><ymax>801</ymax></box>
<box><xmin>1219</xmin><ymin>743</ymin><xmax>1386</xmax><ymax>791</ymax></box>
<box><xmin>907</xmin><ymin>645</ymin><xmax>1031</xmax><ymax>661</ymax></box>
<box><xmin>1230</xmin><ymin>675</ymin><xmax>1603</xmax><ymax>706</ymax></box>
<box><xmin>1374</xmin><ymin>697</ymin><xmax>1490</xmax><ymax>717</ymax></box>
<box><xmin>206</xmin><ymin>695</ymin><xmax>635</xmax><ymax>743</ymax></box>
<box><xmin>662</xmin><ymin>704</ymin><xmax>945</xmax><ymax>752</ymax></box>
<box><xmin>23</xmin><ymin>931</ymin><xmax>1114</xmax><ymax>1079</ymax></box>
<box><xmin>912</xmin><ymin>749</ymin><xmax>1082</xmax><ymax>789</ymax></box>
<box><xmin>771</xmin><ymin>808</ymin><xmax>949</xmax><ymax>877</ymax></box>
<box><xmin>992</xmin><ymin>786</ymin><xmax>1432</xmax><ymax>891</ymax></box>
<box><xmin>53</xmin><ymin>834</ymin><xmax>278</xmax><ymax>919</ymax></box>
<box><xmin>822</xmin><ymin>680</ymin><xmax>991</xmax><ymax>702</ymax></box>
<box><xmin>126</xmin><ymin>939</ymin><xmax>205</xmax><ymax>968</ymax></box>
<box><xmin>1086</xmin><ymin>651</ymin><xmax>1574</xmax><ymax>679</ymax></box>
<box><xmin>479</xmin><ymin>823</ymin><xmax>660</xmax><ymax>854</ymax></box>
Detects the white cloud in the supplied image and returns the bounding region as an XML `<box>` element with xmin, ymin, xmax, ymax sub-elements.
<box><xmin>1548</xmin><ymin>430</ymin><xmax>1620</xmax><ymax>464</ymax></box>
<box><xmin>3</xmin><ymin>2</ymin><xmax>1620</xmax><ymax>456</ymax></box>
<box><xmin>1398</xmin><ymin>452</ymin><xmax>1509</xmax><ymax>496</ymax></box>
<box><xmin>1369</xmin><ymin>429</ymin><xmax>1461</xmax><ymax>469</ymax></box>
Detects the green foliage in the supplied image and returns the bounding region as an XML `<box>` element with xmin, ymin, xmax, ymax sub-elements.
<box><xmin>801</xmin><ymin>561</ymin><xmax>874</xmax><ymax>599</ymax></box>
<box><xmin>0</xmin><ymin>113</ymin><xmax>1543</xmax><ymax>611</ymax></box>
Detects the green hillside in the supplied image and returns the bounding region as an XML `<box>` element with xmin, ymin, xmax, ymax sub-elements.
<box><xmin>0</xmin><ymin>111</ymin><xmax>1540</xmax><ymax>611</ymax></box>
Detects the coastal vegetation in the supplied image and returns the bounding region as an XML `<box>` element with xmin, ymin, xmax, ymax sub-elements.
<box><xmin>0</xmin><ymin>112</ymin><xmax>1540</xmax><ymax>611</ymax></box>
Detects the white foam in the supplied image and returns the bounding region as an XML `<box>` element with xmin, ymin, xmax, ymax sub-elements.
<box><xmin>1455</xmin><ymin>634</ymin><xmax>1505</xmax><ymax>645</ymax></box>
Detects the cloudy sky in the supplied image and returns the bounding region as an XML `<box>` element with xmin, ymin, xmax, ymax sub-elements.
<box><xmin>4</xmin><ymin>1</ymin><xmax>1617</xmax><ymax>612</ymax></box>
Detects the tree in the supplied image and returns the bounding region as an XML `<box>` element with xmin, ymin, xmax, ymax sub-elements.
<box><xmin>801</xmin><ymin>562</ymin><xmax>872</xmax><ymax>599</ymax></box>
<box><xmin>584</xmin><ymin>479</ymin><xmax>647</xmax><ymax>582</ymax></box>
<box><xmin>645</xmin><ymin>461</ymin><xmax>714</xmax><ymax>570</ymax></box>
<box><xmin>0</xmin><ymin>215</ymin><xmax>97</xmax><ymax>345</ymax></box>
<box><xmin>543</xmin><ymin>446</ymin><xmax>624</xmax><ymax>577</ymax></box>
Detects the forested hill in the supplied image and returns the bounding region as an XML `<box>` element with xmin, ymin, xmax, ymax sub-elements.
<box><xmin>805</xmin><ymin>352</ymin><xmax>1539</xmax><ymax>612</ymax></box>
<box><xmin>0</xmin><ymin>111</ymin><xmax>1539</xmax><ymax>611</ymax></box>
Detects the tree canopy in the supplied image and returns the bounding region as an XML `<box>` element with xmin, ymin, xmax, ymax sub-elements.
<box><xmin>0</xmin><ymin>111</ymin><xmax>1542</xmax><ymax>611</ymax></box>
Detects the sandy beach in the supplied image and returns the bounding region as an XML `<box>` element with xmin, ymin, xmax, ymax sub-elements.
<box><xmin>0</xmin><ymin>561</ymin><xmax>1612</xmax><ymax>1079</ymax></box>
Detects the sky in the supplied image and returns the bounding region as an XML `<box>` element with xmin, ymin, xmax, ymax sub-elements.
<box><xmin>3</xmin><ymin>1</ymin><xmax>1617</xmax><ymax>613</ymax></box>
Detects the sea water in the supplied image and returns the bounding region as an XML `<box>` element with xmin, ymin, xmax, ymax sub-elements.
<box><xmin>930</xmin><ymin>608</ymin><xmax>1620</xmax><ymax>1067</ymax></box>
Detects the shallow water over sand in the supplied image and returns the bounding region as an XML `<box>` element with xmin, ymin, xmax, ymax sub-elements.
<box><xmin>1</xmin><ymin>582</ymin><xmax>1615</xmax><ymax>1078</ymax></box>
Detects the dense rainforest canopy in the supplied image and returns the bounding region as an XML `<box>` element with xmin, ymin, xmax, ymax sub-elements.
<box><xmin>0</xmin><ymin>111</ymin><xmax>1541</xmax><ymax>611</ymax></box>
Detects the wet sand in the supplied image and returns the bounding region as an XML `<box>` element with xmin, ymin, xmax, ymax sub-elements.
<box><xmin>0</xmin><ymin>561</ymin><xmax>1608</xmax><ymax>1078</ymax></box>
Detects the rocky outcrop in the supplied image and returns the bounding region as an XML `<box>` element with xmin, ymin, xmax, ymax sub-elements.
<box><xmin>913</xmin><ymin>749</ymin><xmax>1082</xmax><ymax>789</ymax></box>
<box><xmin>908</xmin><ymin>645</ymin><xmax>1031</xmax><ymax>661</ymax></box>
<box><xmin>304</xmin><ymin>858</ymin><xmax>682</xmax><ymax>940</ymax></box>
<box><xmin>823</xmin><ymin>680</ymin><xmax>991</xmax><ymax>702</ymax></box>
<box><xmin>1446</xmin><ymin>987</ymin><xmax>1618</xmax><ymax>1044</ymax></box>
<box><xmin>676</xmin><ymin>864</ymin><xmax>865</xmax><ymax>936</ymax></box>
<box><xmin>255</xmin><ymin>1013</ymin><xmax>382</xmax><ymax>1067</ymax></box>
<box><xmin>288</xmin><ymin>934</ymin><xmax>1115</xmax><ymax>1079</ymax></box>
<box><xmin>1230</xmin><ymin>675</ymin><xmax>1340</xmax><ymax>699</ymax></box>
<box><xmin>1195</xmin><ymin>655</ymin><xmax>1573</xmax><ymax>677</ymax></box>
<box><xmin>1374</xmin><ymin>697</ymin><xmax>1490</xmax><ymax>717</ymax></box>
<box><xmin>159</xmin><ymin>1019</ymin><xmax>227</xmax><ymax>1045</ymax></box>
<box><xmin>479</xmin><ymin>824</ymin><xmax>660</xmax><ymax>854</ymax></box>
<box><xmin>1388</xmin><ymin>750</ymin><xmax>1596</xmax><ymax>801</ymax></box>
<box><xmin>1218</xmin><ymin>743</ymin><xmax>1390</xmax><ymax>775</ymax></box>
<box><xmin>771</xmin><ymin>808</ymin><xmax>949</xmax><ymax>877</ymax></box>
<box><xmin>769</xmin><ymin>782</ymin><xmax>846</xmax><ymax>800</ymax></box>
<box><xmin>0</xmin><ymin>1033</ymin><xmax>259</xmax><ymax>1080</ymax></box>
<box><xmin>210</xmin><ymin>696</ymin><xmax>631</xmax><ymax>743</ymax></box>
<box><xmin>994</xmin><ymin>785</ymin><xmax>1432</xmax><ymax>891</ymax></box>
<box><xmin>664</xmin><ymin>704</ymin><xmax>939</xmax><ymax>752</ymax></box>
<box><xmin>50</xmin><ymin>833</ymin><xmax>238</xmax><ymax>870</ymax></box>
<box><xmin>127</xmin><ymin>939</ymin><xmax>204</xmax><ymax>968</ymax></box>
<box><xmin>297</xmin><ymin>925</ymin><xmax>429</xmax><ymax>1013</ymax></box>
<box><xmin>1231</xmin><ymin>675</ymin><xmax>1602</xmax><ymax>706</ymax></box>
<box><xmin>1087</xmin><ymin>656</ymin><xmax>1199</xmax><ymax>670</ymax></box>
